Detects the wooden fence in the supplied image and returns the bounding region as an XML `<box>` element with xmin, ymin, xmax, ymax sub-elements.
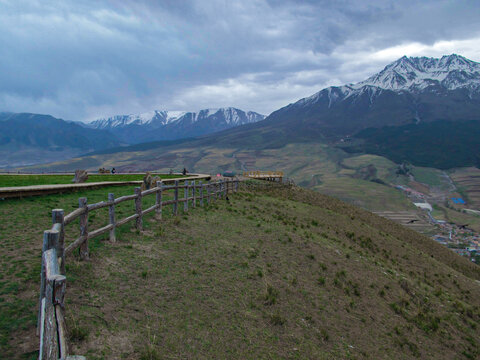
<box><xmin>37</xmin><ymin>178</ymin><xmax>239</xmax><ymax>359</ymax></box>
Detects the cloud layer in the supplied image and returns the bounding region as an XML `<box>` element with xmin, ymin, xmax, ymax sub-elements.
<box><xmin>1</xmin><ymin>0</ymin><xmax>480</xmax><ymax>121</ymax></box>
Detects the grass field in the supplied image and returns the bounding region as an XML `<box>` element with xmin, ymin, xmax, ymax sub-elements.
<box><xmin>0</xmin><ymin>183</ymin><xmax>181</xmax><ymax>359</ymax></box>
<box><xmin>410</xmin><ymin>167</ymin><xmax>448</xmax><ymax>188</ymax></box>
<box><xmin>1</xmin><ymin>184</ymin><xmax>479</xmax><ymax>359</ymax></box>
<box><xmin>314</xmin><ymin>176</ymin><xmax>414</xmax><ymax>212</ymax></box>
<box><xmin>17</xmin><ymin>141</ymin><xmax>417</xmax><ymax>212</ymax></box>
<box><xmin>0</xmin><ymin>174</ymin><xmax>183</xmax><ymax>187</ymax></box>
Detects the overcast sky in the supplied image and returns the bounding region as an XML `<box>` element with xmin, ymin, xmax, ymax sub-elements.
<box><xmin>1</xmin><ymin>0</ymin><xmax>480</xmax><ymax>122</ymax></box>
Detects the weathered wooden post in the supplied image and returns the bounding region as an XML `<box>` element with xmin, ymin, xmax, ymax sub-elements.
<box><xmin>206</xmin><ymin>181</ymin><xmax>211</xmax><ymax>205</ymax></box>
<box><xmin>199</xmin><ymin>181</ymin><xmax>204</xmax><ymax>207</ymax></box>
<box><xmin>184</xmin><ymin>181</ymin><xmax>189</xmax><ymax>212</ymax></box>
<box><xmin>40</xmin><ymin>248</ymin><xmax>67</xmax><ymax>360</ymax></box>
<box><xmin>173</xmin><ymin>180</ymin><xmax>179</xmax><ymax>215</ymax></box>
<box><xmin>192</xmin><ymin>180</ymin><xmax>196</xmax><ymax>208</ymax></box>
<box><xmin>156</xmin><ymin>180</ymin><xmax>163</xmax><ymax>219</ymax></box>
<box><xmin>134</xmin><ymin>187</ymin><xmax>143</xmax><ymax>230</ymax></box>
<box><xmin>234</xmin><ymin>179</ymin><xmax>238</xmax><ymax>192</ymax></box>
<box><xmin>78</xmin><ymin>197</ymin><xmax>89</xmax><ymax>260</ymax></box>
<box><xmin>37</xmin><ymin>229</ymin><xmax>59</xmax><ymax>335</ymax></box>
<box><xmin>41</xmin><ymin>249</ymin><xmax>59</xmax><ymax>359</ymax></box>
<box><xmin>108</xmin><ymin>193</ymin><xmax>116</xmax><ymax>242</ymax></box>
<box><xmin>55</xmin><ymin>275</ymin><xmax>68</xmax><ymax>359</ymax></box>
<box><xmin>52</xmin><ymin>209</ymin><xmax>65</xmax><ymax>274</ymax></box>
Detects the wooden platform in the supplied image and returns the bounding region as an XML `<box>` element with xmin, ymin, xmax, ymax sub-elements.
<box><xmin>243</xmin><ymin>171</ymin><xmax>284</xmax><ymax>182</ymax></box>
<box><xmin>0</xmin><ymin>174</ymin><xmax>211</xmax><ymax>199</ymax></box>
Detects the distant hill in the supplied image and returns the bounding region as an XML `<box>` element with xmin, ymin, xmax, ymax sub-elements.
<box><xmin>0</xmin><ymin>112</ymin><xmax>119</xmax><ymax>168</ymax></box>
<box><xmin>342</xmin><ymin>119</ymin><xmax>480</xmax><ymax>169</ymax></box>
<box><xmin>88</xmin><ymin>107</ymin><xmax>266</xmax><ymax>144</ymax></box>
<box><xmin>0</xmin><ymin>108</ymin><xmax>265</xmax><ymax>168</ymax></box>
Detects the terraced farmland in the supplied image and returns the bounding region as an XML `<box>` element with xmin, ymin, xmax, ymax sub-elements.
<box><xmin>372</xmin><ymin>211</ymin><xmax>435</xmax><ymax>233</ymax></box>
<box><xmin>451</xmin><ymin>167</ymin><xmax>480</xmax><ymax>209</ymax></box>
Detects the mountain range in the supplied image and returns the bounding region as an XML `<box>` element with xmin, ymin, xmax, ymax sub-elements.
<box><xmin>264</xmin><ymin>54</ymin><xmax>480</xmax><ymax>139</ymax></box>
<box><xmin>0</xmin><ymin>112</ymin><xmax>120</xmax><ymax>168</ymax></box>
<box><xmin>10</xmin><ymin>54</ymin><xmax>480</xmax><ymax>171</ymax></box>
<box><xmin>0</xmin><ymin>108</ymin><xmax>265</xmax><ymax>168</ymax></box>
<box><xmin>87</xmin><ymin>108</ymin><xmax>265</xmax><ymax>144</ymax></box>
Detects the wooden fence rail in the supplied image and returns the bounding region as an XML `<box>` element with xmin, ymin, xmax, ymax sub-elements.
<box><xmin>37</xmin><ymin>178</ymin><xmax>238</xmax><ymax>359</ymax></box>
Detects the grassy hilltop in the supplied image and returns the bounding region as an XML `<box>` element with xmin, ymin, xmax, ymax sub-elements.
<box><xmin>1</xmin><ymin>182</ymin><xmax>478</xmax><ymax>359</ymax></box>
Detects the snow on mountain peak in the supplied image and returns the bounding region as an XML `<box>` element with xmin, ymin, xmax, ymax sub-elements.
<box><xmin>90</xmin><ymin>108</ymin><xmax>265</xmax><ymax>129</ymax></box>
<box><xmin>354</xmin><ymin>54</ymin><xmax>480</xmax><ymax>92</ymax></box>
<box><xmin>293</xmin><ymin>54</ymin><xmax>480</xmax><ymax>111</ymax></box>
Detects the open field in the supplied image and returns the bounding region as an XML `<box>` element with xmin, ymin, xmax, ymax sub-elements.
<box><xmin>1</xmin><ymin>184</ymin><xmax>479</xmax><ymax>359</ymax></box>
<box><xmin>19</xmin><ymin>140</ymin><xmax>479</xmax><ymax>222</ymax></box>
<box><xmin>0</xmin><ymin>173</ymin><xmax>183</xmax><ymax>188</ymax></box>
<box><xmin>410</xmin><ymin>167</ymin><xmax>446</xmax><ymax>188</ymax></box>
<box><xmin>451</xmin><ymin>167</ymin><xmax>480</xmax><ymax>209</ymax></box>
<box><xmin>314</xmin><ymin>177</ymin><xmax>414</xmax><ymax>212</ymax></box>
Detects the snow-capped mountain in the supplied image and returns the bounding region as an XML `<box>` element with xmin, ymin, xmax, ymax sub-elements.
<box><xmin>89</xmin><ymin>107</ymin><xmax>265</xmax><ymax>144</ymax></box>
<box><xmin>90</xmin><ymin>110</ymin><xmax>185</xmax><ymax>129</ymax></box>
<box><xmin>355</xmin><ymin>54</ymin><xmax>480</xmax><ymax>92</ymax></box>
<box><xmin>298</xmin><ymin>54</ymin><xmax>480</xmax><ymax>109</ymax></box>
<box><xmin>267</xmin><ymin>54</ymin><xmax>480</xmax><ymax>136</ymax></box>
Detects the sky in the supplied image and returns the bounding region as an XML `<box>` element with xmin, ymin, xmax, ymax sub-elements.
<box><xmin>1</xmin><ymin>0</ymin><xmax>480</xmax><ymax>122</ymax></box>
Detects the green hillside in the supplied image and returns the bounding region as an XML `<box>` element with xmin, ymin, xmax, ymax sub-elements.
<box><xmin>1</xmin><ymin>183</ymin><xmax>478</xmax><ymax>359</ymax></box>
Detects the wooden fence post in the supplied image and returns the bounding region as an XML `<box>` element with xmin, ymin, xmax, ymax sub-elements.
<box><xmin>134</xmin><ymin>187</ymin><xmax>143</xmax><ymax>230</ymax></box>
<box><xmin>192</xmin><ymin>180</ymin><xmax>196</xmax><ymax>208</ymax></box>
<box><xmin>156</xmin><ymin>180</ymin><xmax>163</xmax><ymax>219</ymax></box>
<box><xmin>108</xmin><ymin>193</ymin><xmax>116</xmax><ymax>242</ymax></box>
<box><xmin>52</xmin><ymin>209</ymin><xmax>65</xmax><ymax>275</ymax></box>
<box><xmin>78</xmin><ymin>198</ymin><xmax>89</xmax><ymax>260</ymax></box>
<box><xmin>40</xmin><ymin>248</ymin><xmax>66</xmax><ymax>360</ymax></box>
<box><xmin>234</xmin><ymin>179</ymin><xmax>238</xmax><ymax>192</ymax></box>
<box><xmin>37</xmin><ymin>229</ymin><xmax>59</xmax><ymax>335</ymax></box>
<box><xmin>54</xmin><ymin>276</ymin><xmax>68</xmax><ymax>359</ymax></box>
<box><xmin>184</xmin><ymin>181</ymin><xmax>189</xmax><ymax>213</ymax></box>
<box><xmin>42</xmin><ymin>273</ymin><xmax>59</xmax><ymax>358</ymax></box>
<box><xmin>199</xmin><ymin>181</ymin><xmax>203</xmax><ymax>207</ymax></box>
<box><xmin>206</xmin><ymin>181</ymin><xmax>211</xmax><ymax>205</ymax></box>
<box><xmin>173</xmin><ymin>180</ymin><xmax>179</xmax><ymax>216</ymax></box>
